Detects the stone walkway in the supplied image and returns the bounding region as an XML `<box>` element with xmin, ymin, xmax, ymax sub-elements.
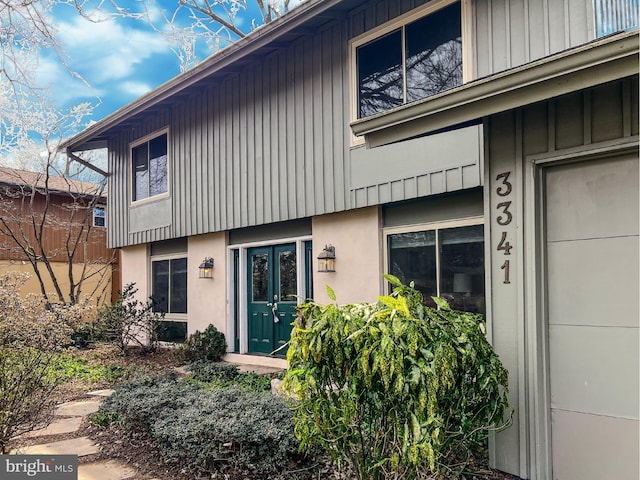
<box><xmin>12</xmin><ymin>389</ymin><xmax>144</xmax><ymax>480</ymax></box>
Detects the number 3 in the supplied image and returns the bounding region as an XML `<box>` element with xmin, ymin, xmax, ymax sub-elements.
<box><xmin>496</xmin><ymin>172</ymin><xmax>512</xmax><ymax>197</ymax></box>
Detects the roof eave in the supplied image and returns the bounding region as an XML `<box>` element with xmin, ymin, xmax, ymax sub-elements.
<box><xmin>61</xmin><ymin>0</ymin><xmax>350</xmax><ymax>152</ymax></box>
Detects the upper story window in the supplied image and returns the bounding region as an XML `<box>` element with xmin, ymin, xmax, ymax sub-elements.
<box><xmin>594</xmin><ymin>0</ymin><xmax>639</xmax><ymax>37</ymax></box>
<box><xmin>131</xmin><ymin>130</ymin><xmax>168</xmax><ymax>202</ymax></box>
<box><xmin>353</xmin><ymin>0</ymin><xmax>462</xmax><ymax>119</ymax></box>
<box><xmin>93</xmin><ymin>206</ymin><xmax>106</xmax><ymax>227</ymax></box>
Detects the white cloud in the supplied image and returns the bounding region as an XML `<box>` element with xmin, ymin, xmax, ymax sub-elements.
<box><xmin>56</xmin><ymin>16</ymin><xmax>170</xmax><ymax>84</ymax></box>
<box><xmin>120</xmin><ymin>80</ymin><xmax>154</xmax><ymax>97</ymax></box>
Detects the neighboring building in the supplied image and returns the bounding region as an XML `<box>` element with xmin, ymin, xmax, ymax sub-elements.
<box><xmin>61</xmin><ymin>0</ymin><xmax>639</xmax><ymax>478</ymax></box>
<box><xmin>0</xmin><ymin>166</ymin><xmax>119</xmax><ymax>304</ymax></box>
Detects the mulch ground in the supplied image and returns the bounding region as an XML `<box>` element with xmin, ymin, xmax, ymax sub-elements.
<box><xmin>51</xmin><ymin>345</ymin><xmax>522</xmax><ymax>480</ymax></box>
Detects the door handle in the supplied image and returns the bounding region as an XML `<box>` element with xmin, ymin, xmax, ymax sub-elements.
<box><xmin>267</xmin><ymin>302</ymin><xmax>279</xmax><ymax>323</ymax></box>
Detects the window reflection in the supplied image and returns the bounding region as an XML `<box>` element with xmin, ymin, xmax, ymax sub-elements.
<box><xmin>279</xmin><ymin>250</ymin><xmax>297</xmax><ymax>301</ymax></box>
<box><xmin>357</xmin><ymin>30</ymin><xmax>404</xmax><ymax>118</ymax></box>
<box><xmin>388</xmin><ymin>224</ymin><xmax>485</xmax><ymax>314</ymax></box>
<box><xmin>405</xmin><ymin>3</ymin><xmax>462</xmax><ymax>102</ymax></box>
<box><xmin>252</xmin><ymin>253</ymin><xmax>269</xmax><ymax>302</ymax></box>
<box><xmin>132</xmin><ymin>133</ymin><xmax>168</xmax><ymax>201</ymax></box>
<box><xmin>356</xmin><ymin>1</ymin><xmax>462</xmax><ymax>118</ymax></box>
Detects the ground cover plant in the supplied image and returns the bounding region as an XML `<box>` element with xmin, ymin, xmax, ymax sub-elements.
<box><xmin>284</xmin><ymin>275</ymin><xmax>512</xmax><ymax>479</ymax></box>
<box><xmin>94</xmin><ymin>372</ymin><xmax>310</xmax><ymax>478</ymax></box>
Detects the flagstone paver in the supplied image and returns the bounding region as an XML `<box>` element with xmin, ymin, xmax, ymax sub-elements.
<box><xmin>16</xmin><ymin>436</ymin><xmax>100</xmax><ymax>457</ymax></box>
<box><xmin>77</xmin><ymin>460</ymin><xmax>137</xmax><ymax>480</ymax></box>
<box><xmin>24</xmin><ymin>416</ymin><xmax>84</xmax><ymax>438</ymax></box>
<box><xmin>12</xmin><ymin>390</ymin><xmax>145</xmax><ymax>480</ymax></box>
<box><xmin>55</xmin><ymin>399</ymin><xmax>102</xmax><ymax>417</ymax></box>
<box><xmin>87</xmin><ymin>389</ymin><xmax>115</xmax><ymax>397</ymax></box>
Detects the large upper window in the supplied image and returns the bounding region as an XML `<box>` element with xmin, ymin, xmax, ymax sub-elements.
<box><xmin>131</xmin><ymin>131</ymin><xmax>168</xmax><ymax>202</ymax></box>
<box><xmin>387</xmin><ymin>223</ymin><xmax>485</xmax><ymax>314</ymax></box>
<box><xmin>354</xmin><ymin>1</ymin><xmax>462</xmax><ymax>119</ymax></box>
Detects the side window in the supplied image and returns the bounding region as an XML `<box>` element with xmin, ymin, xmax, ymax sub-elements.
<box><xmin>151</xmin><ymin>257</ymin><xmax>187</xmax><ymax>314</ymax></box>
<box><xmin>131</xmin><ymin>131</ymin><xmax>168</xmax><ymax>202</ymax></box>
<box><xmin>387</xmin><ymin>223</ymin><xmax>485</xmax><ymax>314</ymax></box>
<box><xmin>593</xmin><ymin>0</ymin><xmax>639</xmax><ymax>37</ymax></box>
<box><xmin>93</xmin><ymin>206</ymin><xmax>106</xmax><ymax>227</ymax></box>
<box><xmin>354</xmin><ymin>1</ymin><xmax>462</xmax><ymax>119</ymax></box>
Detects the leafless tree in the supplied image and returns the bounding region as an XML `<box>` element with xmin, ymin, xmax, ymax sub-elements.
<box><xmin>0</xmin><ymin>163</ymin><xmax>115</xmax><ymax>305</ymax></box>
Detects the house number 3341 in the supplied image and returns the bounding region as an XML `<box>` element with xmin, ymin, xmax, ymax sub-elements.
<box><xmin>495</xmin><ymin>172</ymin><xmax>513</xmax><ymax>284</ymax></box>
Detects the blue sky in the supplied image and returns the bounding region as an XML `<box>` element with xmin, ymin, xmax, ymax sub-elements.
<box><xmin>42</xmin><ymin>1</ymin><xmax>274</xmax><ymax>131</ymax></box>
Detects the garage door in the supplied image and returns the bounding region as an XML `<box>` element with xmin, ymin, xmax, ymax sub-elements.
<box><xmin>544</xmin><ymin>153</ymin><xmax>639</xmax><ymax>480</ymax></box>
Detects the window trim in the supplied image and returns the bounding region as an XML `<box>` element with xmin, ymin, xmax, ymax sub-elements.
<box><xmin>129</xmin><ymin>127</ymin><xmax>171</xmax><ymax>206</ymax></box>
<box><xmin>149</xmin><ymin>251</ymin><xmax>188</xmax><ymax>320</ymax></box>
<box><xmin>349</xmin><ymin>0</ymin><xmax>472</xmax><ymax>146</ymax></box>
<box><xmin>93</xmin><ymin>205</ymin><xmax>106</xmax><ymax>228</ymax></box>
<box><xmin>383</xmin><ymin>216</ymin><xmax>484</xmax><ymax>300</ymax></box>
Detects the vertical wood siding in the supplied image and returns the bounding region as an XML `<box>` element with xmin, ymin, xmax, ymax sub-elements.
<box><xmin>106</xmin><ymin>0</ymin><xmax>628</xmax><ymax>248</ymax></box>
<box><xmin>474</xmin><ymin>0</ymin><xmax>595</xmax><ymax>78</ymax></box>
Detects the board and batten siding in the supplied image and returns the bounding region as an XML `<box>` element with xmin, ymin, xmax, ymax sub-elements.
<box><xmin>474</xmin><ymin>0</ymin><xmax>601</xmax><ymax>79</ymax></box>
<box><xmin>487</xmin><ymin>76</ymin><xmax>638</xmax><ymax>478</ymax></box>
<box><xmin>106</xmin><ymin>18</ymin><xmax>351</xmax><ymax>249</ymax></box>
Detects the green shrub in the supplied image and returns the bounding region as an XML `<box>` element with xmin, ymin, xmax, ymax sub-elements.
<box><xmin>283</xmin><ymin>275</ymin><xmax>512</xmax><ymax>479</ymax></box>
<box><xmin>186</xmin><ymin>361</ymin><xmax>271</xmax><ymax>392</ymax></box>
<box><xmin>98</xmin><ymin>374</ymin><xmax>303</xmax><ymax>476</ymax></box>
<box><xmin>176</xmin><ymin>325</ymin><xmax>227</xmax><ymax>362</ymax></box>
<box><xmin>96</xmin><ymin>283</ymin><xmax>165</xmax><ymax>354</ymax></box>
<box><xmin>152</xmin><ymin>387</ymin><xmax>299</xmax><ymax>473</ymax></box>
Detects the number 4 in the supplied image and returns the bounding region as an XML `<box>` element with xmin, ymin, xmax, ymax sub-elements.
<box><xmin>497</xmin><ymin>232</ymin><xmax>512</xmax><ymax>255</ymax></box>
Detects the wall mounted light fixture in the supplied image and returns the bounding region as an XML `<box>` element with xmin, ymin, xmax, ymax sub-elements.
<box><xmin>317</xmin><ymin>245</ymin><xmax>336</xmax><ymax>273</ymax></box>
<box><xmin>198</xmin><ymin>257</ymin><xmax>215</xmax><ymax>278</ymax></box>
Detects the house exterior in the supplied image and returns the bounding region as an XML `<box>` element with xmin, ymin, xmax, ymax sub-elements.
<box><xmin>61</xmin><ymin>0</ymin><xmax>639</xmax><ymax>478</ymax></box>
<box><xmin>0</xmin><ymin>167</ymin><xmax>119</xmax><ymax>304</ymax></box>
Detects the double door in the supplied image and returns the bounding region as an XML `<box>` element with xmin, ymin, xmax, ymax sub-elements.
<box><xmin>247</xmin><ymin>243</ymin><xmax>298</xmax><ymax>355</ymax></box>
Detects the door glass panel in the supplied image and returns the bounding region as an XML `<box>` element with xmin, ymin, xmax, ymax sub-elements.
<box><xmin>438</xmin><ymin>225</ymin><xmax>485</xmax><ymax>314</ymax></box>
<box><xmin>388</xmin><ymin>231</ymin><xmax>437</xmax><ymax>307</ymax></box>
<box><xmin>279</xmin><ymin>250</ymin><xmax>297</xmax><ymax>301</ymax></box>
<box><xmin>251</xmin><ymin>253</ymin><xmax>269</xmax><ymax>302</ymax></box>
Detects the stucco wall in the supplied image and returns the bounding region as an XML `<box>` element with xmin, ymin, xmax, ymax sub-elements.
<box><xmin>312</xmin><ymin>207</ymin><xmax>382</xmax><ymax>305</ymax></box>
<box><xmin>120</xmin><ymin>244</ymin><xmax>148</xmax><ymax>303</ymax></box>
<box><xmin>187</xmin><ymin>232</ymin><xmax>227</xmax><ymax>336</ymax></box>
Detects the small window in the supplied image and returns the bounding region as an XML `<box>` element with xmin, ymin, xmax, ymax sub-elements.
<box><xmin>93</xmin><ymin>206</ymin><xmax>106</xmax><ymax>227</ymax></box>
<box><xmin>593</xmin><ymin>0</ymin><xmax>639</xmax><ymax>37</ymax></box>
<box><xmin>354</xmin><ymin>1</ymin><xmax>462</xmax><ymax>119</ymax></box>
<box><xmin>131</xmin><ymin>131</ymin><xmax>168</xmax><ymax>202</ymax></box>
<box><xmin>387</xmin><ymin>223</ymin><xmax>485</xmax><ymax>314</ymax></box>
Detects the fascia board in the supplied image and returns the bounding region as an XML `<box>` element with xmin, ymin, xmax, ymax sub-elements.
<box><xmin>351</xmin><ymin>30</ymin><xmax>639</xmax><ymax>148</ymax></box>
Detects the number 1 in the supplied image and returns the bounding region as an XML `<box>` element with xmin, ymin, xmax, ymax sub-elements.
<box><xmin>500</xmin><ymin>260</ymin><xmax>511</xmax><ymax>284</ymax></box>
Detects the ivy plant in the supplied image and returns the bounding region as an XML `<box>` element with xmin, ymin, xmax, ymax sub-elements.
<box><xmin>283</xmin><ymin>275</ymin><xmax>512</xmax><ymax>479</ymax></box>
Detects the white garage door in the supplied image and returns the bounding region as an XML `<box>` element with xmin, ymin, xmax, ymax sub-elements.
<box><xmin>544</xmin><ymin>153</ymin><xmax>639</xmax><ymax>480</ymax></box>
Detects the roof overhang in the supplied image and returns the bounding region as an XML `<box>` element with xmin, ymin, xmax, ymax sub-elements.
<box><xmin>60</xmin><ymin>0</ymin><xmax>365</xmax><ymax>153</ymax></box>
<box><xmin>351</xmin><ymin>30</ymin><xmax>639</xmax><ymax>148</ymax></box>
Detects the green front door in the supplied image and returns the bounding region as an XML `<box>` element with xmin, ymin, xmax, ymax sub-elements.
<box><xmin>247</xmin><ymin>244</ymin><xmax>298</xmax><ymax>355</ymax></box>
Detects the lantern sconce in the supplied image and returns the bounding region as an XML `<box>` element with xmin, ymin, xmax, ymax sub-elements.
<box><xmin>198</xmin><ymin>257</ymin><xmax>215</xmax><ymax>279</ymax></box>
<box><xmin>317</xmin><ymin>245</ymin><xmax>336</xmax><ymax>273</ymax></box>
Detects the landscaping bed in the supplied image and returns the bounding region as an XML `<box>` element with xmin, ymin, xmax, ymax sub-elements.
<box><xmin>49</xmin><ymin>345</ymin><xmax>519</xmax><ymax>480</ymax></box>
